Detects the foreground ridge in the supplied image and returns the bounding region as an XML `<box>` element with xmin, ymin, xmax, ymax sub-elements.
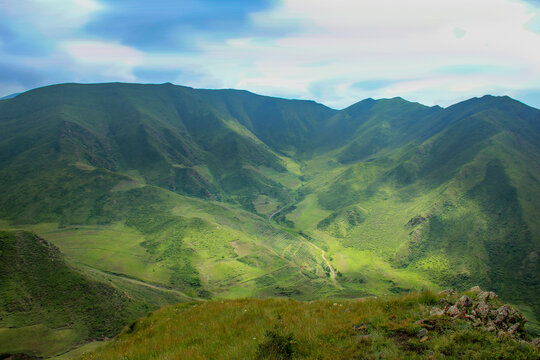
<box><xmin>79</xmin><ymin>289</ymin><xmax>539</xmax><ymax>360</ymax></box>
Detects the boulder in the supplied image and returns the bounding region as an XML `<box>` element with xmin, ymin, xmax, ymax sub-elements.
<box><xmin>507</xmin><ymin>323</ymin><xmax>521</xmax><ymax>335</ymax></box>
<box><xmin>485</xmin><ymin>321</ymin><xmax>497</xmax><ymax>332</ymax></box>
<box><xmin>455</xmin><ymin>295</ymin><xmax>473</xmax><ymax>309</ymax></box>
<box><xmin>474</xmin><ymin>301</ymin><xmax>490</xmax><ymax>319</ymax></box>
<box><xmin>446</xmin><ymin>305</ymin><xmax>461</xmax><ymax>317</ymax></box>
<box><xmin>495</xmin><ymin>305</ymin><xmax>511</xmax><ymax>324</ymax></box>
<box><xmin>469</xmin><ymin>286</ymin><xmax>482</xmax><ymax>293</ymax></box>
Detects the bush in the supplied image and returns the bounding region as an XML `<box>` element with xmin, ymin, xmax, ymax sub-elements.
<box><xmin>257</xmin><ymin>329</ymin><xmax>296</xmax><ymax>360</ymax></box>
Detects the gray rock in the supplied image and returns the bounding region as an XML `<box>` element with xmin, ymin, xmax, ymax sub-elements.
<box><xmin>417</xmin><ymin>328</ymin><xmax>427</xmax><ymax>338</ymax></box>
<box><xmin>507</xmin><ymin>322</ymin><xmax>521</xmax><ymax>335</ymax></box>
<box><xmin>455</xmin><ymin>295</ymin><xmax>473</xmax><ymax>309</ymax></box>
<box><xmin>477</xmin><ymin>291</ymin><xmax>490</xmax><ymax>302</ymax></box>
<box><xmin>446</xmin><ymin>305</ymin><xmax>461</xmax><ymax>317</ymax></box>
<box><xmin>475</xmin><ymin>301</ymin><xmax>490</xmax><ymax>318</ymax></box>
<box><xmin>477</xmin><ymin>290</ymin><xmax>498</xmax><ymax>302</ymax></box>
<box><xmin>495</xmin><ymin>305</ymin><xmax>511</xmax><ymax>324</ymax></box>
<box><xmin>472</xmin><ymin>319</ymin><xmax>483</xmax><ymax>327</ymax></box>
<box><xmin>430</xmin><ymin>307</ymin><xmax>444</xmax><ymax>316</ymax></box>
<box><xmin>485</xmin><ymin>321</ymin><xmax>497</xmax><ymax>332</ymax></box>
<box><xmin>469</xmin><ymin>286</ymin><xmax>482</xmax><ymax>293</ymax></box>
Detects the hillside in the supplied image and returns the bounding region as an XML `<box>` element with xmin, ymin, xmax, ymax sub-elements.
<box><xmin>78</xmin><ymin>289</ymin><xmax>539</xmax><ymax>359</ymax></box>
<box><xmin>0</xmin><ymin>230</ymin><xmax>190</xmax><ymax>358</ymax></box>
<box><xmin>0</xmin><ymin>83</ymin><xmax>539</xmax><ymax>356</ymax></box>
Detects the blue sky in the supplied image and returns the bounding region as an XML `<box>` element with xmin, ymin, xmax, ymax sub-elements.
<box><xmin>0</xmin><ymin>0</ymin><xmax>539</xmax><ymax>108</ymax></box>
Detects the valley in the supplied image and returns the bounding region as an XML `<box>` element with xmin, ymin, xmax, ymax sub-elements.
<box><xmin>0</xmin><ymin>83</ymin><xmax>539</xmax><ymax>358</ymax></box>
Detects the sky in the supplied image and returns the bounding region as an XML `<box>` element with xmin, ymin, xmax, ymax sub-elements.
<box><xmin>0</xmin><ymin>0</ymin><xmax>539</xmax><ymax>109</ymax></box>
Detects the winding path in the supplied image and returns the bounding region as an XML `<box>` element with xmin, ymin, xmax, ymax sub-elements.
<box><xmin>269</xmin><ymin>198</ymin><xmax>342</xmax><ymax>289</ymax></box>
<box><xmin>302</xmin><ymin>239</ymin><xmax>343</xmax><ymax>289</ymax></box>
<box><xmin>81</xmin><ymin>264</ymin><xmax>205</xmax><ymax>301</ymax></box>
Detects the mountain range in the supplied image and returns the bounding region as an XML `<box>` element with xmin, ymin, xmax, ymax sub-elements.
<box><xmin>0</xmin><ymin>82</ymin><xmax>539</xmax><ymax>357</ymax></box>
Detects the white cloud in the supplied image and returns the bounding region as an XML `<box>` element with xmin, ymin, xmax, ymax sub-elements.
<box><xmin>62</xmin><ymin>41</ymin><xmax>143</xmax><ymax>81</ymax></box>
<box><xmin>3</xmin><ymin>0</ymin><xmax>104</xmax><ymax>35</ymax></box>
<box><xmin>1</xmin><ymin>0</ymin><xmax>539</xmax><ymax>108</ymax></box>
<box><xmin>182</xmin><ymin>0</ymin><xmax>540</xmax><ymax>108</ymax></box>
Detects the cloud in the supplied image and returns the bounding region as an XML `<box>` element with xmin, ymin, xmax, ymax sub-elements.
<box><xmin>208</xmin><ymin>0</ymin><xmax>540</xmax><ymax>108</ymax></box>
<box><xmin>0</xmin><ymin>0</ymin><xmax>539</xmax><ymax>109</ymax></box>
<box><xmin>83</xmin><ymin>0</ymin><xmax>278</xmax><ymax>51</ymax></box>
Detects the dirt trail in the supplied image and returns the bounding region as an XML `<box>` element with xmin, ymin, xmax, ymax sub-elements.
<box><xmin>82</xmin><ymin>265</ymin><xmax>205</xmax><ymax>301</ymax></box>
<box><xmin>268</xmin><ymin>200</ymin><xmax>294</xmax><ymax>221</ymax></box>
<box><xmin>303</xmin><ymin>239</ymin><xmax>343</xmax><ymax>289</ymax></box>
<box><xmin>268</xmin><ymin>198</ymin><xmax>342</xmax><ymax>289</ymax></box>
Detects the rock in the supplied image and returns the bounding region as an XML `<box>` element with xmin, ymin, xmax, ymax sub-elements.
<box><xmin>455</xmin><ymin>295</ymin><xmax>473</xmax><ymax>309</ymax></box>
<box><xmin>438</xmin><ymin>289</ymin><xmax>456</xmax><ymax>296</ymax></box>
<box><xmin>498</xmin><ymin>330</ymin><xmax>509</xmax><ymax>339</ymax></box>
<box><xmin>472</xmin><ymin>319</ymin><xmax>483</xmax><ymax>327</ymax></box>
<box><xmin>417</xmin><ymin>328</ymin><xmax>427</xmax><ymax>338</ymax></box>
<box><xmin>485</xmin><ymin>321</ymin><xmax>497</xmax><ymax>332</ymax></box>
<box><xmin>430</xmin><ymin>307</ymin><xmax>444</xmax><ymax>317</ymax></box>
<box><xmin>494</xmin><ymin>305</ymin><xmax>511</xmax><ymax>324</ymax></box>
<box><xmin>470</xmin><ymin>286</ymin><xmax>482</xmax><ymax>293</ymax></box>
<box><xmin>475</xmin><ymin>301</ymin><xmax>490</xmax><ymax>319</ymax></box>
<box><xmin>419</xmin><ymin>336</ymin><xmax>429</xmax><ymax>343</ymax></box>
<box><xmin>507</xmin><ymin>323</ymin><xmax>521</xmax><ymax>335</ymax></box>
<box><xmin>532</xmin><ymin>338</ymin><xmax>540</xmax><ymax>348</ymax></box>
<box><xmin>478</xmin><ymin>291</ymin><xmax>498</xmax><ymax>302</ymax></box>
<box><xmin>446</xmin><ymin>305</ymin><xmax>461</xmax><ymax>317</ymax></box>
<box><xmin>477</xmin><ymin>291</ymin><xmax>490</xmax><ymax>302</ymax></box>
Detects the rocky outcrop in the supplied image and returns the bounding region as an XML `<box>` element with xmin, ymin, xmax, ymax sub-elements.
<box><xmin>429</xmin><ymin>287</ymin><xmax>529</xmax><ymax>341</ymax></box>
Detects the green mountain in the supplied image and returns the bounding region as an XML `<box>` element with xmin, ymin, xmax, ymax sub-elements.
<box><xmin>0</xmin><ymin>83</ymin><xmax>539</xmax><ymax>356</ymax></box>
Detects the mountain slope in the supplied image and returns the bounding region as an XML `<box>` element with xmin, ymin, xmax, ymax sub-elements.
<box><xmin>0</xmin><ymin>83</ymin><xmax>538</xmax><ymax>350</ymax></box>
<box><xmin>292</xmin><ymin>95</ymin><xmax>540</xmax><ymax>321</ymax></box>
<box><xmin>0</xmin><ymin>231</ymin><xmax>152</xmax><ymax>358</ymax></box>
<box><xmin>0</xmin><ymin>83</ymin><xmax>316</xmax><ymax>215</ymax></box>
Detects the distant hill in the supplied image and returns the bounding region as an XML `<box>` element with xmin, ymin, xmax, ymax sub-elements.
<box><xmin>0</xmin><ymin>83</ymin><xmax>539</xmax><ymax>356</ymax></box>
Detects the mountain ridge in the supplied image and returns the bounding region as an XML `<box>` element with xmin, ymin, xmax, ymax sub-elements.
<box><xmin>0</xmin><ymin>82</ymin><xmax>539</xmax><ymax>357</ymax></box>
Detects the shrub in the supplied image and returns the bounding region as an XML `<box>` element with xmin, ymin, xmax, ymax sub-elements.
<box><xmin>257</xmin><ymin>329</ymin><xmax>296</xmax><ymax>360</ymax></box>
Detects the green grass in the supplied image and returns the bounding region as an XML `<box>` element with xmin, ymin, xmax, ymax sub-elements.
<box><xmin>78</xmin><ymin>291</ymin><xmax>539</xmax><ymax>360</ymax></box>
<box><xmin>0</xmin><ymin>230</ymin><xmax>191</xmax><ymax>358</ymax></box>
<box><xmin>0</xmin><ymin>325</ymin><xmax>79</xmax><ymax>358</ymax></box>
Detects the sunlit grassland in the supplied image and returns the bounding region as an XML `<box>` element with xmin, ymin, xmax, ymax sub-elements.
<box><xmin>12</xmin><ymin>222</ymin><xmax>171</xmax><ymax>285</ymax></box>
<box><xmin>252</xmin><ymin>195</ymin><xmax>279</xmax><ymax>217</ymax></box>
